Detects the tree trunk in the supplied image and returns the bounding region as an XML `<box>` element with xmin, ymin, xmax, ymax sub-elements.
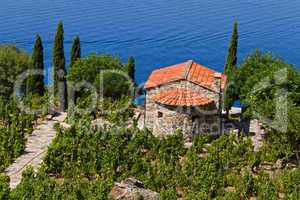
<box><xmin>226</xmin><ymin>109</ymin><xmax>230</xmax><ymax>119</ymax></box>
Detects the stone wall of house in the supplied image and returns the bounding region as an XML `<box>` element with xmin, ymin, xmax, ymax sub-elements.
<box><xmin>145</xmin><ymin>80</ymin><xmax>221</xmax><ymax>138</ymax></box>
<box><xmin>148</xmin><ymin>103</ymin><xmax>193</xmax><ymax>138</ymax></box>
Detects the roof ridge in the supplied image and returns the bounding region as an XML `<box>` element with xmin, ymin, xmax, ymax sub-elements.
<box><xmin>183</xmin><ymin>60</ymin><xmax>193</xmax><ymax>79</ymax></box>
<box><xmin>144</xmin><ymin>60</ymin><xmax>227</xmax><ymax>90</ymax></box>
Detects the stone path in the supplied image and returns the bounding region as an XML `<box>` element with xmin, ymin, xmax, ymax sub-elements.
<box><xmin>5</xmin><ymin>112</ymin><xmax>67</xmax><ymax>189</ymax></box>
<box><xmin>250</xmin><ymin>119</ymin><xmax>265</xmax><ymax>151</ymax></box>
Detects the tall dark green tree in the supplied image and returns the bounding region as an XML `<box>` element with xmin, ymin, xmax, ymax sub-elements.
<box><xmin>70</xmin><ymin>36</ymin><xmax>81</xmax><ymax>67</ymax></box>
<box><xmin>53</xmin><ymin>21</ymin><xmax>67</xmax><ymax>110</ymax></box>
<box><xmin>27</xmin><ymin>34</ymin><xmax>45</xmax><ymax>95</ymax></box>
<box><xmin>224</xmin><ymin>22</ymin><xmax>238</xmax><ymax>116</ymax></box>
<box><xmin>127</xmin><ymin>56</ymin><xmax>135</xmax><ymax>84</ymax></box>
<box><xmin>224</xmin><ymin>22</ymin><xmax>238</xmax><ymax>75</ymax></box>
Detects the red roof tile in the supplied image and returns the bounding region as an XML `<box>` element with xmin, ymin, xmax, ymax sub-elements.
<box><xmin>144</xmin><ymin>60</ymin><xmax>227</xmax><ymax>91</ymax></box>
<box><xmin>151</xmin><ymin>87</ymin><xmax>214</xmax><ymax>106</ymax></box>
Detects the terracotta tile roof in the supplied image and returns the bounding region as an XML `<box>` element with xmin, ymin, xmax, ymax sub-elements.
<box><xmin>151</xmin><ymin>87</ymin><xmax>214</xmax><ymax>106</ymax></box>
<box><xmin>144</xmin><ymin>60</ymin><xmax>227</xmax><ymax>91</ymax></box>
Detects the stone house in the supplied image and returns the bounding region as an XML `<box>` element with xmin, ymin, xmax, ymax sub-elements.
<box><xmin>144</xmin><ymin>60</ymin><xmax>227</xmax><ymax>139</ymax></box>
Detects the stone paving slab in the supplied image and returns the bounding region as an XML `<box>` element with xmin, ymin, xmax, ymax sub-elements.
<box><xmin>5</xmin><ymin>112</ymin><xmax>67</xmax><ymax>189</ymax></box>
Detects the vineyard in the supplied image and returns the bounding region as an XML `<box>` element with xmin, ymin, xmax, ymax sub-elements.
<box><xmin>0</xmin><ymin>98</ymin><xmax>35</xmax><ymax>172</ymax></box>
<box><xmin>1</xmin><ymin>117</ymin><xmax>300</xmax><ymax>199</ymax></box>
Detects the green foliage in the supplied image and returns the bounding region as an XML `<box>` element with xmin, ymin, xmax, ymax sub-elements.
<box><xmin>27</xmin><ymin>34</ymin><xmax>45</xmax><ymax>96</ymax></box>
<box><xmin>260</xmin><ymin>131</ymin><xmax>294</xmax><ymax>163</ymax></box>
<box><xmin>100</xmin><ymin>96</ymin><xmax>134</xmax><ymax>124</ymax></box>
<box><xmin>236</xmin><ymin>51</ymin><xmax>300</xmax><ymax>163</ymax></box>
<box><xmin>2</xmin><ymin>118</ymin><xmax>300</xmax><ymax>199</ymax></box>
<box><xmin>53</xmin><ymin>21</ymin><xmax>67</xmax><ymax>110</ymax></box>
<box><xmin>224</xmin><ymin>22</ymin><xmax>238</xmax><ymax>114</ymax></box>
<box><xmin>70</xmin><ymin>36</ymin><xmax>81</xmax><ymax>67</ymax></box>
<box><xmin>10</xmin><ymin>167</ymin><xmax>113</xmax><ymax>200</ymax></box>
<box><xmin>127</xmin><ymin>56</ymin><xmax>135</xmax><ymax>84</ymax></box>
<box><xmin>95</xmin><ymin>70</ymin><xmax>131</xmax><ymax>99</ymax></box>
<box><xmin>183</xmin><ymin>134</ymin><xmax>253</xmax><ymax>198</ymax></box>
<box><xmin>20</xmin><ymin>93</ymin><xmax>49</xmax><ymax>116</ymax></box>
<box><xmin>0</xmin><ymin>45</ymin><xmax>31</xmax><ymax>98</ymax></box>
<box><xmin>30</xmin><ymin>120</ymin><xmax>255</xmax><ymax>199</ymax></box>
<box><xmin>237</xmin><ymin>172</ymin><xmax>255</xmax><ymax>199</ymax></box>
<box><xmin>0</xmin><ymin>174</ymin><xmax>10</xmax><ymax>200</ymax></box>
<box><xmin>217</xmin><ymin>192</ymin><xmax>240</xmax><ymax>200</ymax></box>
<box><xmin>0</xmin><ymin>98</ymin><xmax>35</xmax><ymax>171</ymax></box>
<box><xmin>275</xmin><ymin>169</ymin><xmax>300</xmax><ymax>199</ymax></box>
<box><xmin>12</xmin><ymin>166</ymin><xmax>36</xmax><ymax>199</ymax></box>
<box><xmin>223</xmin><ymin>74</ymin><xmax>238</xmax><ymax>115</ymax></box>
<box><xmin>254</xmin><ymin>172</ymin><xmax>277</xmax><ymax>200</ymax></box>
<box><xmin>236</xmin><ymin>51</ymin><xmax>296</xmax><ymax>118</ymax></box>
<box><xmin>67</xmin><ymin>54</ymin><xmax>125</xmax><ymax>84</ymax></box>
<box><xmin>160</xmin><ymin>187</ymin><xmax>177</xmax><ymax>200</ymax></box>
<box><xmin>67</xmin><ymin>54</ymin><xmax>132</xmax><ymax>101</ymax></box>
<box><xmin>224</xmin><ymin>22</ymin><xmax>238</xmax><ymax>76</ymax></box>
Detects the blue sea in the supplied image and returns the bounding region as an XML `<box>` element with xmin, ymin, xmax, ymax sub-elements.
<box><xmin>1</xmin><ymin>0</ymin><xmax>300</xmax><ymax>84</ymax></box>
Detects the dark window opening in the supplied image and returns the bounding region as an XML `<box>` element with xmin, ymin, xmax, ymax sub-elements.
<box><xmin>158</xmin><ymin>111</ymin><xmax>163</xmax><ymax>118</ymax></box>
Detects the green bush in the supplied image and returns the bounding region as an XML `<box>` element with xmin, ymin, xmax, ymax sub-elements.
<box><xmin>275</xmin><ymin>169</ymin><xmax>300</xmax><ymax>199</ymax></box>
<box><xmin>67</xmin><ymin>54</ymin><xmax>133</xmax><ymax>100</ymax></box>
<box><xmin>0</xmin><ymin>45</ymin><xmax>31</xmax><ymax>98</ymax></box>
<box><xmin>95</xmin><ymin>70</ymin><xmax>131</xmax><ymax>99</ymax></box>
<box><xmin>0</xmin><ymin>98</ymin><xmax>35</xmax><ymax>171</ymax></box>
<box><xmin>254</xmin><ymin>172</ymin><xmax>277</xmax><ymax>200</ymax></box>
<box><xmin>0</xmin><ymin>174</ymin><xmax>10</xmax><ymax>200</ymax></box>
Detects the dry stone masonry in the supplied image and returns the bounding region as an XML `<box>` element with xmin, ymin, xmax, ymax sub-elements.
<box><xmin>110</xmin><ymin>178</ymin><xmax>160</xmax><ymax>200</ymax></box>
<box><xmin>144</xmin><ymin>60</ymin><xmax>226</xmax><ymax>138</ymax></box>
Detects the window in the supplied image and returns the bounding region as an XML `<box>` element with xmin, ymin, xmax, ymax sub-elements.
<box><xmin>157</xmin><ymin>111</ymin><xmax>163</xmax><ymax>118</ymax></box>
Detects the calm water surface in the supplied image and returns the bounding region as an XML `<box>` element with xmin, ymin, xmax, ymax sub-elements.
<box><xmin>1</xmin><ymin>0</ymin><xmax>300</xmax><ymax>83</ymax></box>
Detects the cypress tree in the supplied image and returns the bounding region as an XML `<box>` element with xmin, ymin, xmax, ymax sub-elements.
<box><xmin>224</xmin><ymin>22</ymin><xmax>238</xmax><ymax>75</ymax></box>
<box><xmin>53</xmin><ymin>21</ymin><xmax>67</xmax><ymax>110</ymax></box>
<box><xmin>68</xmin><ymin>36</ymin><xmax>81</xmax><ymax>108</ymax></box>
<box><xmin>224</xmin><ymin>22</ymin><xmax>238</xmax><ymax>116</ymax></box>
<box><xmin>127</xmin><ymin>56</ymin><xmax>135</xmax><ymax>83</ymax></box>
<box><xmin>70</xmin><ymin>36</ymin><xmax>81</xmax><ymax>67</ymax></box>
<box><xmin>27</xmin><ymin>34</ymin><xmax>45</xmax><ymax>95</ymax></box>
